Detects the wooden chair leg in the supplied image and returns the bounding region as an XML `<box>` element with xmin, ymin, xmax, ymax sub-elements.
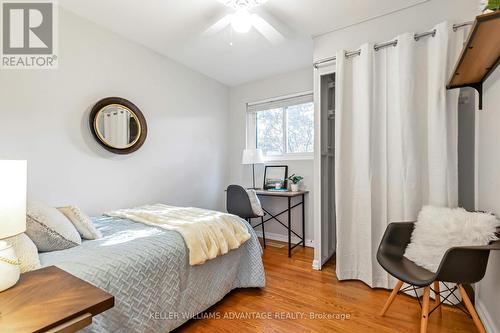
<box><xmin>380</xmin><ymin>280</ymin><xmax>404</xmax><ymax>316</ymax></box>
<box><xmin>458</xmin><ymin>284</ymin><xmax>486</xmax><ymax>333</ymax></box>
<box><xmin>433</xmin><ymin>281</ymin><xmax>442</xmax><ymax>318</ymax></box>
<box><xmin>420</xmin><ymin>286</ymin><xmax>431</xmax><ymax>333</ymax></box>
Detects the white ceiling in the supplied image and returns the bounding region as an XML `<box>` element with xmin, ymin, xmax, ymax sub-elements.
<box><xmin>59</xmin><ymin>0</ymin><xmax>428</xmax><ymax>86</ymax></box>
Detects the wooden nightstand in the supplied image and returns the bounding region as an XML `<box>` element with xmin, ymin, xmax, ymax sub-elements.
<box><xmin>0</xmin><ymin>266</ymin><xmax>114</xmax><ymax>333</ymax></box>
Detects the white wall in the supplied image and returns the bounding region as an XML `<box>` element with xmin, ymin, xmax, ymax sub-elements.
<box><xmin>228</xmin><ymin>67</ymin><xmax>314</xmax><ymax>246</ymax></box>
<box><xmin>477</xmin><ymin>68</ymin><xmax>500</xmax><ymax>333</ymax></box>
<box><xmin>0</xmin><ymin>8</ymin><xmax>229</xmax><ymax>215</ymax></box>
<box><xmin>314</xmin><ymin>0</ymin><xmax>478</xmax><ymax>62</ymax></box>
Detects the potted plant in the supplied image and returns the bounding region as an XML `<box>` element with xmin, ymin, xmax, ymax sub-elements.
<box><xmin>288</xmin><ymin>174</ymin><xmax>303</xmax><ymax>192</ymax></box>
<box><xmin>481</xmin><ymin>0</ymin><xmax>500</xmax><ymax>12</ymax></box>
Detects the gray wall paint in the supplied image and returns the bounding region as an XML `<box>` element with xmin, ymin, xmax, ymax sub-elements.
<box><xmin>477</xmin><ymin>68</ymin><xmax>500</xmax><ymax>333</ymax></box>
<box><xmin>458</xmin><ymin>88</ymin><xmax>476</xmax><ymax>212</ymax></box>
<box><xmin>0</xmin><ymin>8</ymin><xmax>230</xmax><ymax>215</ymax></box>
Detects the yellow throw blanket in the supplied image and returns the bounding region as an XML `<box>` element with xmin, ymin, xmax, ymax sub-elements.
<box><xmin>106</xmin><ymin>204</ymin><xmax>251</xmax><ymax>265</ymax></box>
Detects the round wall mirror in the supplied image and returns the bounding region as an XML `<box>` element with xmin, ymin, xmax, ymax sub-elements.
<box><xmin>89</xmin><ymin>97</ymin><xmax>147</xmax><ymax>154</ymax></box>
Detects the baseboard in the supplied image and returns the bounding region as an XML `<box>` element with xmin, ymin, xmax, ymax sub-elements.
<box><xmin>254</xmin><ymin>230</ymin><xmax>314</xmax><ymax>248</ymax></box>
<box><xmin>312</xmin><ymin>254</ymin><xmax>335</xmax><ymax>271</ymax></box>
<box><xmin>476</xmin><ymin>298</ymin><xmax>499</xmax><ymax>333</ymax></box>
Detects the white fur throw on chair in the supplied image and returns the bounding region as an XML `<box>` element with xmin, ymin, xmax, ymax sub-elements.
<box><xmin>404</xmin><ymin>206</ymin><xmax>499</xmax><ymax>273</ymax></box>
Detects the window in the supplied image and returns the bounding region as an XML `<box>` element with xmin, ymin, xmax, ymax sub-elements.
<box><xmin>247</xmin><ymin>93</ymin><xmax>314</xmax><ymax>160</ymax></box>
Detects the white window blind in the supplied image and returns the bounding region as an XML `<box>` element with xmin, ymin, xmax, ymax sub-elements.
<box><xmin>247</xmin><ymin>93</ymin><xmax>313</xmax><ymax>113</ymax></box>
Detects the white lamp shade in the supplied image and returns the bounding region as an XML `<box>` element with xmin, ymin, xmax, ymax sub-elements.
<box><xmin>242</xmin><ymin>149</ymin><xmax>265</xmax><ymax>165</ymax></box>
<box><xmin>0</xmin><ymin>160</ymin><xmax>27</xmax><ymax>239</ymax></box>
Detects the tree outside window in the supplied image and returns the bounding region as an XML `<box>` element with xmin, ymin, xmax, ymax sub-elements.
<box><xmin>252</xmin><ymin>98</ymin><xmax>314</xmax><ymax>159</ymax></box>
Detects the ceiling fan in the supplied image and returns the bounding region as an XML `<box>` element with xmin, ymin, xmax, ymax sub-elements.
<box><xmin>204</xmin><ymin>0</ymin><xmax>285</xmax><ymax>44</ymax></box>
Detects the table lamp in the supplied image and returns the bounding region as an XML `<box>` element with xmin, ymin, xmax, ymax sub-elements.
<box><xmin>0</xmin><ymin>160</ymin><xmax>27</xmax><ymax>292</ymax></box>
<box><xmin>242</xmin><ymin>148</ymin><xmax>264</xmax><ymax>189</ymax></box>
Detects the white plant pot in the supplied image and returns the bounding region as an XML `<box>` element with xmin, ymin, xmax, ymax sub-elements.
<box><xmin>0</xmin><ymin>241</ymin><xmax>20</xmax><ymax>292</ymax></box>
<box><xmin>290</xmin><ymin>184</ymin><xmax>299</xmax><ymax>192</ymax></box>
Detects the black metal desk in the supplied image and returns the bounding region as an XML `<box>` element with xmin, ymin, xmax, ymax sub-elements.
<box><xmin>254</xmin><ymin>190</ymin><xmax>308</xmax><ymax>257</ymax></box>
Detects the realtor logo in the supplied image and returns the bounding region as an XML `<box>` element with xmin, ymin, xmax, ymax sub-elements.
<box><xmin>1</xmin><ymin>0</ymin><xmax>58</xmax><ymax>69</ymax></box>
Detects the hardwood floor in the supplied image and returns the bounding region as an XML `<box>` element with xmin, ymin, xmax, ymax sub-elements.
<box><xmin>175</xmin><ymin>242</ymin><xmax>477</xmax><ymax>333</ymax></box>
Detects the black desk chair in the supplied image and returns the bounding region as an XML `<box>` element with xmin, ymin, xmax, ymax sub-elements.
<box><xmin>377</xmin><ymin>222</ymin><xmax>500</xmax><ymax>333</ymax></box>
<box><xmin>226</xmin><ymin>185</ymin><xmax>266</xmax><ymax>248</ymax></box>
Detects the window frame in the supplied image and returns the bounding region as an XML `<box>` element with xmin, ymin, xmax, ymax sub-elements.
<box><xmin>246</xmin><ymin>91</ymin><xmax>314</xmax><ymax>161</ymax></box>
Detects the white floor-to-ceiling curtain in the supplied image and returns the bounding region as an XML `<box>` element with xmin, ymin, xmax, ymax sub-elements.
<box><xmin>335</xmin><ymin>22</ymin><xmax>464</xmax><ymax>289</ymax></box>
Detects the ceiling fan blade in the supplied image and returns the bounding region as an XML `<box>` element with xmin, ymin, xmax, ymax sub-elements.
<box><xmin>203</xmin><ymin>14</ymin><xmax>232</xmax><ymax>36</ymax></box>
<box><xmin>251</xmin><ymin>14</ymin><xmax>285</xmax><ymax>44</ymax></box>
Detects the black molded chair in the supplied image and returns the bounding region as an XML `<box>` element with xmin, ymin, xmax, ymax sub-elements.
<box><xmin>377</xmin><ymin>222</ymin><xmax>500</xmax><ymax>333</ymax></box>
<box><xmin>226</xmin><ymin>185</ymin><xmax>266</xmax><ymax>248</ymax></box>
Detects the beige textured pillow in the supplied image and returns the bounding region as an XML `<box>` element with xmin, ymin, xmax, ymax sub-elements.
<box><xmin>25</xmin><ymin>200</ymin><xmax>82</xmax><ymax>252</ymax></box>
<box><xmin>58</xmin><ymin>206</ymin><xmax>102</xmax><ymax>240</ymax></box>
<box><xmin>5</xmin><ymin>233</ymin><xmax>41</xmax><ymax>273</ymax></box>
<box><xmin>246</xmin><ymin>189</ymin><xmax>264</xmax><ymax>217</ymax></box>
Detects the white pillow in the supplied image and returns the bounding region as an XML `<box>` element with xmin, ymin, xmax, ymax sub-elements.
<box><xmin>246</xmin><ymin>189</ymin><xmax>264</xmax><ymax>217</ymax></box>
<box><xmin>5</xmin><ymin>233</ymin><xmax>41</xmax><ymax>273</ymax></box>
<box><xmin>58</xmin><ymin>206</ymin><xmax>102</xmax><ymax>240</ymax></box>
<box><xmin>404</xmin><ymin>206</ymin><xmax>500</xmax><ymax>272</ymax></box>
<box><xmin>25</xmin><ymin>200</ymin><xmax>82</xmax><ymax>252</ymax></box>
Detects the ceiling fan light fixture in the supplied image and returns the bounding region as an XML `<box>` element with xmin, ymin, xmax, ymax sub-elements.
<box><xmin>207</xmin><ymin>0</ymin><xmax>283</xmax><ymax>42</ymax></box>
<box><xmin>218</xmin><ymin>0</ymin><xmax>268</xmax><ymax>10</ymax></box>
<box><xmin>231</xmin><ymin>10</ymin><xmax>252</xmax><ymax>33</ymax></box>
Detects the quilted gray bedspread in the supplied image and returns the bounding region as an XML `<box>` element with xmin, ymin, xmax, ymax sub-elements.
<box><xmin>39</xmin><ymin>215</ymin><xmax>265</xmax><ymax>332</ymax></box>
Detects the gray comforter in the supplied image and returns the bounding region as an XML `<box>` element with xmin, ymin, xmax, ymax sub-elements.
<box><xmin>39</xmin><ymin>215</ymin><xmax>265</xmax><ymax>332</ymax></box>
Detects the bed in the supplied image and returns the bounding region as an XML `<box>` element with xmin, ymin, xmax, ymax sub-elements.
<box><xmin>39</xmin><ymin>215</ymin><xmax>266</xmax><ymax>332</ymax></box>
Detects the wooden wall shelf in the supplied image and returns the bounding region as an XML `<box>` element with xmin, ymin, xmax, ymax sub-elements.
<box><xmin>447</xmin><ymin>11</ymin><xmax>500</xmax><ymax>109</ymax></box>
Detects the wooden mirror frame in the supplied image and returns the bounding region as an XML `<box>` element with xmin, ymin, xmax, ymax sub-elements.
<box><xmin>89</xmin><ymin>97</ymin><xmax>148</xmax><ymax>155</ymax></box>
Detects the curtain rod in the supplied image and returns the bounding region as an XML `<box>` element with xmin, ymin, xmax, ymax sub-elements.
<box><xmin>313</xmin><ymin>21</ymin><xmax>473</xmax><ymax>69</ymax></box>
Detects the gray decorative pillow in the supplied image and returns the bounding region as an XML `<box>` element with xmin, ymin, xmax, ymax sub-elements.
<box><xmin>58</xmin><ymin>206</ymin><xmax>102</xmax><ymax>240</ymax></box>
<box><xmin>25</xmin><ymin>201</ymin><xmax>82</xmax><ymax>252</ymax></box>
<box><xmin>5</xmin><ymin>233</ymin><xmax>41</xmax><ymax>273</ymax></box>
